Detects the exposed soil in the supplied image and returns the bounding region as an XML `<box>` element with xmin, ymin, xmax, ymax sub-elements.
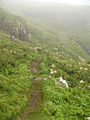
<box><xmin>19</xmin><ymin>60</ymin><xmax>44</xmax><ymax>120</ymax></box>
<box><xmin>30</xmin><ymin>61</ymin><xmax>41</xmax><ymax>74</ymax></box>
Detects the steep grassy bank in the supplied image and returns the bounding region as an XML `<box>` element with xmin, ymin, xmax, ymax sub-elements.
<box><xmin>0</xmin><ymin>31</ymin><xmax>39</xmax><ymax>119</ymax></box>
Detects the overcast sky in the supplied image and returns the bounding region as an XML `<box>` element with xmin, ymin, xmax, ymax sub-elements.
<box><xmin>2</xmin><ymin>0</ymin><xmax>90</xmax><ymax>6</ymax></box>
<box><xmin>34</xmin><ymin>0</ymin><xmax>90</xmax><ymax>5</ymax></box>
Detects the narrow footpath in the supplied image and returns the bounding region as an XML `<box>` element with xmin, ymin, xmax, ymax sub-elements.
<box><xmin>19</xmin><ymin>60</ymin><xmax>50</xmax><ymax>120</ymax></box>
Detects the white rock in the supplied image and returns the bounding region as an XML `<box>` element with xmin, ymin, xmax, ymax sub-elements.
<box><xmin>87</xmin><ymin>117</ymin><xmax>90</xmax><ymax>120</ymax></box>
<box><xmin>59</xmin><ymin>77</ymin><xmax>69</xmax><ymax>88</ymax></box>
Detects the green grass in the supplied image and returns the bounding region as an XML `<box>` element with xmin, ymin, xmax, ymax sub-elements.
<box><xmin>39</xmin><ymin>53</ymin><xmax>90</xmax><ymax>120</ymax></box>
<box><xmin>43</xmin><ymin>79</ymin><xmax>90</xmax><ymax>120</ymax></box>
<box><xmin>0</xmin><ymin>31</ymin><xmax>39</xmax><ymax>119</ymax></box>
<box><xmin>0</xmin><ymin>7</ymin><xmax>90</xmax><ymax>120</ymax></box>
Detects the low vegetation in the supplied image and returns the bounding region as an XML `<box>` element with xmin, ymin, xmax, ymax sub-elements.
<box><xmin>0</xmin><ymin>31</ymin><xmax>39</xmax><ymax>119</ymax></box>
<box><xmin>40</xmin><ymin>52</ymin><xmax>90</xmax><ymax>120</ymax></box>
<box><xmin>0</xmin><ymin>6</ymin><xmax>90</xmax><ymax>120</ymax></box>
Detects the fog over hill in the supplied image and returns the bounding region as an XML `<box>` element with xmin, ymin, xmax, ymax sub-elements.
<box><xmin>1</xmin><ymin>0</ymin><xmax>90</xmax><ymax>5</ymax></box>
<box><xmin>0</xmin><ymin>0</ymin><xmax>90</xmax><ymax>120</ymax></box>
<box><xmin>1</xmin><ymin>0</ymin><xmax>90</xmax><ymax>56</ymax></box>
<box><xmin>0</xmin><ymin>0</ymin><xmax>90</xmax><ymax>56</ymax></box>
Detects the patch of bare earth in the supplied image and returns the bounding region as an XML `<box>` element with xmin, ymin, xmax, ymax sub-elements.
<box><xmin>18</xmin><ymin>61</ymin><xmax>43</xmax><ymax>120</ymax></box>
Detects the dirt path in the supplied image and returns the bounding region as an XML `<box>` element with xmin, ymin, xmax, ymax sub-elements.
<box><xmin>29</xmin><ymin>61</ymin><xmax>43</xmax><ymax>112</ymax></box>
<box><xmin>19</xmin><ymin>60</ymin><xmax>45</xmax><ymax>120</ymax></box>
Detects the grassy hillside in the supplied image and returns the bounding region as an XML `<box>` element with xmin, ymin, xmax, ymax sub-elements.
<box><xmin>0</xmin><ymin>30</ymin><xmax>90</xmax><ymax>120</ymax></box>
<box><xmin>0</xmin><ymin>31</ymin><xmax>39</xmax><ymax>119</ymax></box>
<box><xmin>0</xmin><ymin>6</ymin><xmax>90</xmax><ymax>120</ymax></box>
<box><xmin>39</xmin><ymin>48</ymin><xmax>90</xmax><ymax>120</ymax></box>
<box><xmin>4</xmin><ymin>3</ymin><xmax>90</xmax><ymax>56</ymax></box>
<box><xmin>22</xmin><ymin>4</ymin><xmax>90</xmax><ymax>56</ymax></box>
<box><xmin>28</xmin><ymin>23</ymin><xmax>90</xmax><ymax>61</ymax></box>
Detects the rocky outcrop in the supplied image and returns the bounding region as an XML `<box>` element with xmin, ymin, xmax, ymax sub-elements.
<box><xmin>0</xmin><ymin>8</ymin><xmax>31</xmax><ymax>42</ymax></box>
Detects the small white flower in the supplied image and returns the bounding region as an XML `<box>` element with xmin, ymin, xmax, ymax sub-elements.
<box><xmin>54</xmin><ymin>48</ymin><xmax>58</xmax><ymax>50</ymax></box>
<box><xmin>85</xmin><ymin>68</ymin><xmax>88</xmax><ymax>71</ymax></box>
<box><xmin>80</xmin><ymin>80</ymin><xmax>84</xmax><ymax>83</ymax></box>
<box><xmin>56</xmin><ymin>52</ymin><xmax>59</xmax><ymax>55</ymax></box>
<box><xmin>67</xmin><ymin>55</ymin><xmax>69</xmax><ymax>57</ymax></box>
<box><xmin>80</xmin><ymin>67</ymin><xmax>83</xmax><ymax>70</ymax></box>
<box><xmin>54</xmin><ymin>70</ymin><xmax>57</xmax><ymax>73</ymax></box>
<box><xmin>44</xmin><ymin>78</ymin><xmax>47</xmax><ymax>80</ymax></box>
<box><xmin>50</xmin><ymin>69</ymin><xmax>57</xmax><ymax>74</ymax></box>
<box><xmin>69</xmin><ymin>64</ymin><xmax>72</xmax><ymax>67</ymax></box>
<box><xmin>10</xmin><ymin>50</ymin><xmax>13</xmax><ymax>53</ymax></box>
<box><xmin>50</xmin><ymin>69</ymin><xmax>53</xmax><ymax>72</ymax></box>
<box><xmin>79</xmin><ymin>56</ymin><xmax>85</xmax><ymax>61</ymax></box>
<box><xmin>51</xmin><ymin>64</ymin><xmax>55</xmax><ymax>68</ymax></box>
<box><xmin>2</xmin><ymin>49</ymin><xmax>5</xmax><ymax>51</ymax></box>
<box><xmin>49</xmin><ymin>75</ymin><xmax>51</xmax><ymax>78</ymax></box>
<box><xmin>50</xmin><ymin>71</ymin><xmax>54</xmax><ymax>75</ymax></box>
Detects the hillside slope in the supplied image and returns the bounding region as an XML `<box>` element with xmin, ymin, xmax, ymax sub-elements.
<box><xmin>28</xmin><ymin>23</ymin><xmax>90</xmax><ymax>61</ymax></box>
<box><xmin>4</xmin><ymin>3</ymin><xmax>90</xmax><ymax>56</ymax></box>
<box><xmin>0</xmin><ymin>8</ymin><xmax>31</xmax><ymax>42</ymax></box>
<box><xmin>0</xmin><ymin>8</ymin><xmax>90</xmax><ymax>120</ymax></box>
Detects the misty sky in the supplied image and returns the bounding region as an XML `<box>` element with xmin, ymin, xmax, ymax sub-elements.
<box><xmin>34</xmin><ymin>0</ymin><xmax>90</xmax><ymax>5</ymax></box>
<box><xmin>2</xmin><ymin>0</ymin><xmax>90</xmax><ymax>6</ymax></box>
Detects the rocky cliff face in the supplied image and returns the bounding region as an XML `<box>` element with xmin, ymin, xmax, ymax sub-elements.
<box><xmin>0</xmin><ymin>8</ymin><xmax>31</xmax><ymax>42</ymax></box>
